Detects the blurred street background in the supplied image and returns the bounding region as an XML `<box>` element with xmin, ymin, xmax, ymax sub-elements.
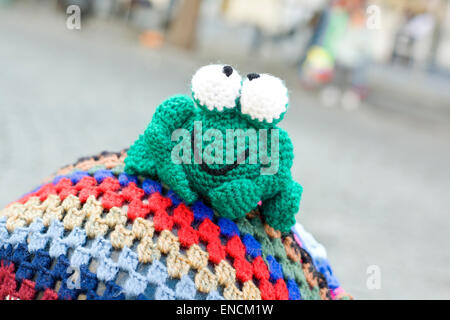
<box><xmin>1</xmin><ymin>0</ymin><xmax>450</xmax><ymax>299</ymax></box>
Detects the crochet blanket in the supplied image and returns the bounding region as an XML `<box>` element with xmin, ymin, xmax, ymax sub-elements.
<box><xmin>0</xmin><ymin>151</ymin><xmax>350</xmax><ymax>300</ymax></box>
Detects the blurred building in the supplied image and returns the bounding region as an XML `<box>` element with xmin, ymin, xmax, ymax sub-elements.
<box><xmin>35</xmin><ymin>0</ymin><xmax>447</xmax><ymax>74</ymax></box>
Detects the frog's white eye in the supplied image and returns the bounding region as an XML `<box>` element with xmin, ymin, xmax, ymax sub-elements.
<box><xmin>191</xmin><ymin>64</ymin><xmax>241</xmax><ymax>112</ymax></box>
<box><xmin>240</xmin><ymin>73</ymin><xmax>288</xmax><ymax>124</ymax></box>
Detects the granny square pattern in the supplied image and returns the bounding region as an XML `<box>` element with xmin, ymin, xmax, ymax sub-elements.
<box><xmin>0</xmin><ymin>151</ymin><xmax>350</xmax><ymax>300</ymax></box>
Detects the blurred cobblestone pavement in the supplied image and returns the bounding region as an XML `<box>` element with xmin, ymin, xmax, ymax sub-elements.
<box><xmin>1</xmin><ymin>3</ymin><xmax>450</xmax><ymax>299</ymax></box>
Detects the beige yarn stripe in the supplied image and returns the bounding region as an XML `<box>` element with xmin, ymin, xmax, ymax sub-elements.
<box><xmin>0</xmin><ymin>195</ymin><xmax>261</xmax><ymax>300</ymax></box>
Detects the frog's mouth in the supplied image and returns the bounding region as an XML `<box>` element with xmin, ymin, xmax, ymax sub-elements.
<box><xmin>199</xmin><ymin>148</ymin><xmax>249</xmax><ymax>176</ymax></box>
<box><xmin>191</xmin><ymin>130</ymin><xmax>249</xmax><ymax>176</ymax></box>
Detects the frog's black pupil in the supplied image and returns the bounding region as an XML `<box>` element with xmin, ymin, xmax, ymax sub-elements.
<box><xmin>247</xmin><ymin>73</ymin><xmax>260</xmax><ymax>81</ymax></box>
<box><xmin>223</xmin><ymin>65</ymin><xmax>233</xmax><ymax>77</ymax></box>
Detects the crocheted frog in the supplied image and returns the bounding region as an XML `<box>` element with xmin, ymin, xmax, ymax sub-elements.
<box><xmin>125</xmin><ymin>64</ymin><xmax>302</xmax><ymax>232</ymax></box>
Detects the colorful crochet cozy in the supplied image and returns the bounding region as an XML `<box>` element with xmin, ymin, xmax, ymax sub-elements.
<box><xmin>0</xmin><ymin>65</ymin><xmax>350</xmax><ymax>300</ymax></box>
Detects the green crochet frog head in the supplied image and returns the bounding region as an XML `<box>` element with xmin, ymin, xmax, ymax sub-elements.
<box><xmin>125</xmin><ymin>64</ymin><xmax>302</xmax><ymax>232</ymax></box>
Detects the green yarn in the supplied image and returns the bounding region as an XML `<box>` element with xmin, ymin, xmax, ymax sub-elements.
<box><xmin>271</xmin><ymin>238</ymin><xmax>286</xmax><ymax>260</ymax></box>
<box><xmin>125</xmin><ymin>85</ymin><xmax>303</xmax><ymax>232</ymax></box>
<box><xmin>124</xmin><ymin>134</ymin><xmax>157</xmax><ymax>178</ymax></box>
<box><xmin>310</xmin><ymin>286</ymin><xmax>321</xmax><ymax>300</ymax></box>
<box><xmin>228</xmin><ymin>208</ymin><xmax>321</xmax><ymax>300</ymax></box>
<box><xmin>235</xmin><ymin>218</ymin><xmax>255</xmax><ymax>236</ymax></box>
<box><xmin>281</xmin><ymin>260</ymin><xmax>296</xmax><ymax>280</ymax></box>
<box><xmin>248</xmin><ymin>216</ymin><xmax>266</xmax><ymax>239</ymax></box>
<box><xmin>260</xmin><ymin>237</ymin><xmax>275</xmax><ymax>259</ymax></box>
<box><xmin>88</xmin><ymin>165</ymin><xmax>106</xmax><ymax>175</ymax></box>
<box><xmin>111</xmin><ymin>163</ymin><xmax>125</xmax><ymax>176</ymax></box>
<box><xmin>262</xmin><ymin>181</ymin><xmax>302</xmax><ymax>233</ymax></box>
<box><xmin>209</xmin><ymin>179</ymin><xmax>261</xmax><ymax>220</ymax></box>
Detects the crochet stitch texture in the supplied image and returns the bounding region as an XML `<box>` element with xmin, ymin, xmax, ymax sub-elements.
<box><xmin>125</xmin><ymin>64</ymin><xmax>303</xmax><ymax>233</ymax></box>
<box><xmin>0</xmin><ymin>151</ymin><xmax>350</xmax><ymax>300</ymax></box>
